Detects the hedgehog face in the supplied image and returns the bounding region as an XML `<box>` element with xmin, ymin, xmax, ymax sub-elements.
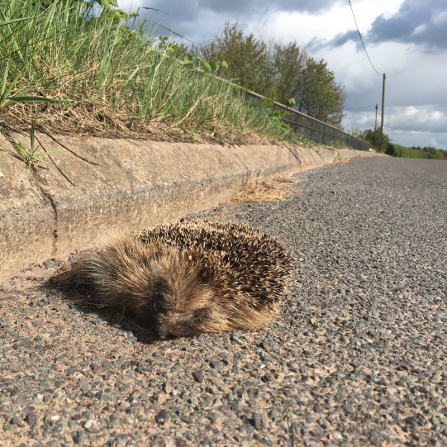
<box><xmin>148</xmin><ymin>250</ymin><xmax>216</xmax><ymax>337</ymax></box>
<box><xmin>155</xmin><ymin>306</ymin><xmax>213</xmax><ymax>337</ymax></box>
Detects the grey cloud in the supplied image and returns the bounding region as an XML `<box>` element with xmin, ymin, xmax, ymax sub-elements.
<box><xmin>133</xmin><ymin>0</ymin><xmax>341</xmax><ymax>42</ymax></box>
<box><xmin>346</xmin><ymin>78</ymin><xmax>447</xmax><ymax>112</ymax></box>
<box><xmin>390</xmin><ymin>120</ymin><xmax>447</xmax><ymax>134</ymax></box>
<box><xmin>368</xmin><ymin>0</ymin><xmax>447</xmax><ymax>51</ymax></box>
<box><xmin>309</xmin><ymin>29</ymin><xmax>358</xmax><ymax>49</ymax></box>
<box><xmin>311</xmin><ymin>0</ymin><xmax>447</xmax><ymax>52</ymax></box>
<box><xmin>198</xmin><ymin>0</ymin><xmax>338</xmax><ymax>14</ymax></box>
<box><xmin>345</xmin><ymin>91</ymin><xmax>383</xmax><ymax>116</ymax></box>
<box><xmin>345</xmin><ymin>107</ymin><xmax>447</xmax><ymax>149</ymax></box>
<box><xmin>347</xmin><ymin>104</ymin><xmax>447</xmax><ymax>134</ymax></box>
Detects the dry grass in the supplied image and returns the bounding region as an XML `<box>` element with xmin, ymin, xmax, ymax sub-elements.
<box><xmin>0</xmin><ymin>103</ymin><xmax>283</xmax><ymax>146</ymax></box>
<box><xmin>232</xmin><ymin>174</ymin><xmax>295</xmax><ymax>203</ymax></box>
<box><xmin>333</xmin><ymin>157</ymin><xmax>350</xmax><ymax>164</ymax></box>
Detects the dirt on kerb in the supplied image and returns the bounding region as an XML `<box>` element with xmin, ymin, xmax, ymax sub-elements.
<box><xmin>0</xmin><ymin>106</ymin><xmax>287</xmax><ymax>148</ymax></box>
<box><xmin>232</xmin><ymin>175</ymin><xmax>296</xmax><ymax>203</ymax></box>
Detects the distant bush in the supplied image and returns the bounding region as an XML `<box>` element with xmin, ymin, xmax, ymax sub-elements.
<box><xmin>386</xmin><ymin>144</ymin><xmax>428</xmax><ymax>158</ymax></box>
<box><xmin>386</xmin><ymin>144</ymin><xmax>446</xmax><ymax>160</ymax></box>
<box><xmin>418</xmin><ymin>146</ymin><xmax>445</xmax><ymax>160</ymax></box>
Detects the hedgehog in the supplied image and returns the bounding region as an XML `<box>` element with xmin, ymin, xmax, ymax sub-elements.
<box><xmin>52</xmin><ymin>220</ymin><xmax>292</xmax><ymax>337</ymax></box>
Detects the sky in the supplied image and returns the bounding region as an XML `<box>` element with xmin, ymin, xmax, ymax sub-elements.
<box><xmin>119</xmin><ymin>0</ymin><xmax>447</xmax><ymax>149</ymax></box>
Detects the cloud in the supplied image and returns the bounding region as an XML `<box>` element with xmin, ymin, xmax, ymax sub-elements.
<box><xmin>368</xmin><ymin>0</ymin><xmax>447</xmax><ymax>51</ymax></box>
<box><xmin>308</xmin><ymin>37</ymin><xmax>447</xmax><ymax>110</ymax></box>
<box><xmin>118</xmin><ymin>0</ymin><xmax>343</xmax><ymax>43</ymax></box>
<box><xmin>344</xmin><ymin>105</ymin><xmax>447</xmax><ymax>149</ymax></box>
<box><xmin>315</xmin><ymin>0</ymin><xmax>447</xmax><ymax>52</ymax></box>
<box><xmin>387</xmin><ymin>106</ymin><xmax>447</xmax><ymax>134</ymax></box>
<box><xmin>320</xmin><ymin>30</ymin><xmax>358</xmax><ymax>48</ymax></box>
<box><xmin>120</xmin><ymin>0</ymin><xmax>339</xmax><ymax>17</ymax></box>
<box><xmin>198</xmin><ymin>0</ymin><xmax>337</xmax><ymax>14</ymax></box>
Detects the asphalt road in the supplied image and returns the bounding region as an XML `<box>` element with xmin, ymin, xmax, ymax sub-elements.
<box><xmin>0</xmin><ymin>156</ymin><xmax>446</xmax><ymax>447</ymax></box>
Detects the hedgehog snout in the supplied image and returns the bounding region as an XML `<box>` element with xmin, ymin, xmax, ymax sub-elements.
<box><xmin>156</xmin><ymin>323</ymin><xmax>169</xmax><ymax>337</ymax></box>
<box><xmin>155</xmin><ymin>311</ymin><xmax>187</xmax><ymax>337</ymax></box>
<box><xmin>155</xmin><ymin>307</ymin><xmax>211</xmax><ymax>337</ymax></box>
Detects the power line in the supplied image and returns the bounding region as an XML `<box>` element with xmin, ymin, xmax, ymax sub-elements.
<box><xmin>348</xmin><ymin>0</ymin><xmax>382</xmax><ymax>76</ymax></box>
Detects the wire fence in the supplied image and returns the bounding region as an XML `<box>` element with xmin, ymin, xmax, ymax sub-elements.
<box><xmin>245</xmin><ymin>90</ymin><xmax>370</xmax><ymax>151</ymax></box>
<box><xmin>177</xmin><ymin>56</ymin><xmax>369</xmax><ymax>151</ymax></box>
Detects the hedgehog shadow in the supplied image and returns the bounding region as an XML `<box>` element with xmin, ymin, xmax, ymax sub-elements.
<box><xmin>46</xmin><ymin>220</ymin><xmax>292</xmax><ymax>340</ymax></box>
<box><xmin>44</xmin><ymin>283</ymin><xmax>161</xmax><ymax>344</ymax></box>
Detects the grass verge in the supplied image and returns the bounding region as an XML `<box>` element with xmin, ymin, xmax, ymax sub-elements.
<box><xmin>1</xmin><ymin>0</ymin><xmax>307</xmax><ymax>146</ymax></box>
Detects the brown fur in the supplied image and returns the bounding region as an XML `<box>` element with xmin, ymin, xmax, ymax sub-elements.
<box><xmin>51</xmin><ymin>221</ymin><xmax>292</xmax><ymax>337</ymax></box>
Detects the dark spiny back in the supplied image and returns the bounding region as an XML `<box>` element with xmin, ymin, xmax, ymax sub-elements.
<box><xmin>137</xmin><ymin>221</ymin><xmax>291</xmax><ymax>306</ymax></box>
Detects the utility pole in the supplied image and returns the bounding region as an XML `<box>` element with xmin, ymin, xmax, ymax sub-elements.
<box><xmin>381</xmin><ymin>73</ymin><xmax>386</xmax><ymax>134</ymax></box>
<box><xmin>375</xmin><ymin>104</ymin><xmax>378</xmax><ymax>131</ymax></box>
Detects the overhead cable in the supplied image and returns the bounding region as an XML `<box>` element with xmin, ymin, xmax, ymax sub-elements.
<box><xmin>348</xmin><ymin>0</ymin><xmax>383</xmax><ymax>76</ymax></box>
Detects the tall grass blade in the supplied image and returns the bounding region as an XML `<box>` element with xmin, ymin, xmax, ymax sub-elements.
<box><xmin>7</xmin><ymin>96</ymin><xmax>71</xmax><ymax>103</ymax></box>
<box><xmin>0</xmin><ymin>17</ymin><xmax>31</xmax><ymax>27</ymax></box>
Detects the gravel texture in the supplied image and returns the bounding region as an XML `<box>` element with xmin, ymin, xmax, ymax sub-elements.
<box><xmin>1</xmin><ymin>156</ymin><xmax>447</xmax><ymax>447</ymax></box>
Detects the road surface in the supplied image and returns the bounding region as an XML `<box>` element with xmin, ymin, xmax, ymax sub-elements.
<box><xmin>0</xmin><ymin>156</ymin><xmax>446</xmax><ymax>446</ymax></box>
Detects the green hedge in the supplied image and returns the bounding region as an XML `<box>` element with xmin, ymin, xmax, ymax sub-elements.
<box><xmin>386</xmin><ymin>144</ymin><xmax>446</xmax><ymax>159</ymax></box>
<box><xmin>386</xmin><ymin>144</ymin><xmax>428</xmax><ymax>158</ymax></box>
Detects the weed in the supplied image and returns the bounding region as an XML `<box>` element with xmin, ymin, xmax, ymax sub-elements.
<box><xmin>264</xmin><ymin>96</ymin><xmax>296</xmax><ymax>131</ymax></box>
<box><xmin>6</xmin><ymin>122</ymin><xmax>64</xmax><ymax>169</ymax></box>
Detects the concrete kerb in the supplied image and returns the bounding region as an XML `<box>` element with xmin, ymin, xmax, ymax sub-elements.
<box><xmin>0</xmin><ymin>132</ymin><xmax>383</xmax><ymax>282</ymax></box>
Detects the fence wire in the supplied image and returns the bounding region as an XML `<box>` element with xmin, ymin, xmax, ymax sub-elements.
<box><xmin>245</xmin><ymin>90</ymin><xmax>370</xmax><ymax>151</ymax></box>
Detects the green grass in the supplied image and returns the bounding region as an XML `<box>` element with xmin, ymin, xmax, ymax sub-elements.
<box><xmin>390</xmin><ymin>144</ymin><xmax>429</xmax><ymax>159</ymax></box>
<box><xmin>387</xmin><ymin>143</ymin><xmax>446</xmax><ymax>160</ymax></box>
<box><xmin>0</xmin><ymin>0</ymin><xmax>305</xmax><ymax>144</ymax></box>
